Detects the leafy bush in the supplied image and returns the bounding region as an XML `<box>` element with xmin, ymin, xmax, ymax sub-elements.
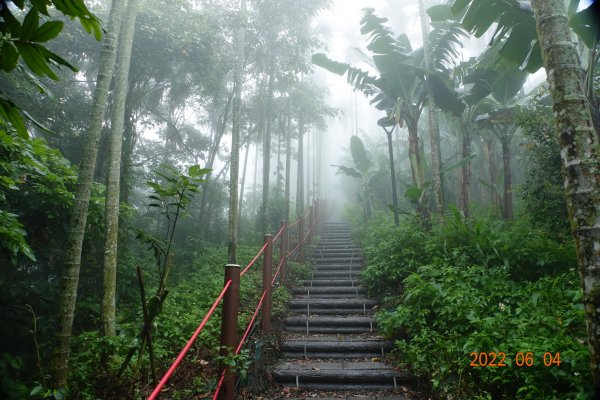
<box><xmin>516</xmin><ymin>105</ymin><xmax>570</xmax><ymax>237</ymax></box>
<box><xmin>68</xmin><ymin>244</ymin><xmax>295</xmax><ymax>398</ymax></box>
<box><xmin>353</xmin><ymin>209</ymin><xmax>588</xmax><ymax>398</ymax></box>
<box><xmin>360</xmin><ymin>213</ymin><xmax>429</xmax><ymax>300</ymax></box>
<box><xmin>378</xmin><ymin>263</ymin><xmax>590</xmax><ymax>399</ymax></box>
<box><xmin>359</xmin><ymin>209</ymin><xmax>577</xmax><ymax>302</ymax></box>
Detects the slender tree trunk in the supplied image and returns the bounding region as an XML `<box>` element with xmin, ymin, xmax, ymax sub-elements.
<box><xmin>284</xmin><ymin>98</ymin><xmax>292</xmax><ymax>222</ymax></box>
<box><xmin>101</xmin><ymin>0</ymin><xmax>140</xmax><ymax>337</ymax></box>
<box><xmin>484</xmin><ymin>132</ymin><xmax>501</xmax><ymax>215</ymax></box>
<box><xmin>500</xmin><ymin>131</ymin><xmax>513</xmax><ymax>220</ymax></box>
<box><xmin>120</xmin><ymin>82</ymin><xmax>136</xmax><ymax>204</ymax></box>
<box><xmin>276</xmin><ymin>114</ymin><xmax>282</xmax><ymax>198</ymax></box>
<box><xmin>406</xmin><ymin>121</ymin><xmax>423</xmax><ymax>188</ymax></box>
<box><xmin>406</xmin><ymin>119</ymin><xmax>429</xmax><ymax>223</ymax></box>
<box><xmin>253</xmin><ymin>140</ymin><xmax>259</xmax><ymax>195</ymax></box>
<box><xmin>531</xmin><ymin>1</ymin><xmax>600</xmax><ymax>392</ymax></box>
<box><xmin>228</xmin><ymin>0</ymin><xmax>246</xmax><ymax>264</ymax></box>
<box><xmin>459</xmin><ymin>123</ymin><xmax>471</xmax><ymax>217</ymax></box>
<box><xmin>296</xmin><ymin>112</ymin><xmax>305</xmax><ymax>218</ymax></box>
<box><xmin>419</xmin><ymin>0</ymin><xmax>444</xmax><ymax>214</ymax></box>
<box><xmin>261</xmin><ymin>54</ymin><xmax>275</xmax><ymax>234</ymax></box>
<box><xmin>313</xmin><ymin>131</ymin><xmax>317</xmax><ymax>199</ymax></box>
<box><xmin>199</xmin><ymin>90</ymin><xmax>233</xmax><ymax>238</ymax></box>
<box><xmin>386</xmin><ymin>128</ymin><xmax>399</xmax><ymax>225</ymax></box>
<box><xmin>306</xmin><ymin>128</ymin><xmax>311</xmax><ymax>206</ymax></box>
<box><xmin>238</xmin><ymin>137</ymin><xmax>251</xmax><ymax>237</ymax></box>
<box><xmin>52</xmin><ymin>0</ymin><xmax>126</xmax><ymax>387</ymax></box>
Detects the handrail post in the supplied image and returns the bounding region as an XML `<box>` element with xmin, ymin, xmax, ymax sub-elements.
<box><xmin>308</xmin><ymin>205</ymin><xmax>314</xmax><ymax>245</ymax></box>
<box><xmin>219</xmin><ymin>264</ymin><xmax>240</xmax><ymax>400</ymax></box>
<box><xmin>262</xmin><ymin>234</ymin><xmax>273</xmax><ymax>333</ymax></box>
<box><xmin>280</xmin><ymin>220</ymin><xmax>288</xmax><ymax>285</ymax></box>
<box><xmin>298</xmin><ymin>214</ymin><xmax>304</xmax><ymax>264</ymax></box>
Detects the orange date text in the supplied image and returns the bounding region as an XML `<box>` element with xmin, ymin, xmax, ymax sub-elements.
<box><xmin>469</xmin><ymin>352</ymin><xmax>561</xmax><ymax>367</ymax></box>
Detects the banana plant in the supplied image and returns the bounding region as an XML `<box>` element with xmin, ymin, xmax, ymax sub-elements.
<box><xmin>430</xmin><ymin>0</ymin><xmax>600</xmax><ymax>134</ymax></box>
<box><xmin>313</xmin><ymin>7</ymin><xmax>465</xmax><ymax>222</ymax></box>
<box><xmin>332</xmin><ymin>136</ymin><xmax>386</xmax><ymax>223</ymax></box>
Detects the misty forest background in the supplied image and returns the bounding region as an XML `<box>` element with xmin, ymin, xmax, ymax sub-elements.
<box><xmin>0</xmin><ymin>0</ymin><xmax>599</xmax><ymax>399</ymax></box>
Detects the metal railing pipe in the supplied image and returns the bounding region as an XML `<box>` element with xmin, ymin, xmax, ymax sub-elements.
<box><xmin>262</xmin><ymin>235</ymin><xmax>273</xmax><ymax>333</ymax></box>
<box><xmin>280</xmin><ymin>220</ymin><xmax>288</xmax><ymax>285</ymax></box>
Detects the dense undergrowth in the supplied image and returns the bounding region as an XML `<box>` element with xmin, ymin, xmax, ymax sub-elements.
<box><xmin>61</xmin><ymin>246</ymin><xmax>307</xmax><ymax>400</ymax></box>
<box><xmin>348</xmin><ymin>208</ymin><xmax>591</xmax><ymax>399</ymax></box>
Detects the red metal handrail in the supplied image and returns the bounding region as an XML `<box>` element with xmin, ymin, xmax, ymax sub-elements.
<box><xmin>148</xmin><ymin>201</ymin><xmax>320</xmax><ymax>399</ymax></box>
<box><xmin>272</xmin><ymin>224</ymin><xmax>285</xmax><ymax>242</ymax></box>
<box><xmin>288</xmin><ymin>217</ymin><xmax>302</xmax><ymax>229</ymax></box>
<box><xmin>148</xmin><ymin>280</ymin><xmax>232</xmax><ymax>400</ymax></box>
<box><xmin>272</xmin><ymin>258</ymin><xmax>284</xmax><ymax>286</ymax></box>
<box><xmin>236</xmin><ymin>289</ymin><xmax>268</xmax><ymax>354</ymax></box>
<box><xmin>240</xmin><ymin>242</ymin><xmax>268</xmax><ymax>277</ymax></box>
<box><xmin>213</xmin><ymin>289</ymin><xmax>268</xmax><ymax>399</ymax></box>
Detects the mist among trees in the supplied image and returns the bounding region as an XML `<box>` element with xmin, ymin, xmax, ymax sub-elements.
<box><xmin>0</xmin><ymin>0</ymin><xmax>598</xmax><ymax>399</ymax></box>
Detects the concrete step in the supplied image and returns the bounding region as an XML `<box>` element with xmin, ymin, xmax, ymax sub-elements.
<box><xmin>311</xmin><ymin>271</ymin><xmax>363</xmax><ymax>279</ymax></box>
<box><xmin>289</xmin><ymin>299</ymin><xmax>376</xmax><ymax>315</ymax></box>
<box><xmin>312</xmin><ymin>251</ymin><xmax>363</xmax><ymax>258</ymax></box>
<box><xmin>286</xmin><ymin>315</ymin><xmax>376</xmax><ymax>327</ymax></box>
<box><xmin>282</xmin><ymin>336</ymin><xmax>392</xmax><ymax>359</ymax></box>
<box><xmin>299</xmin><ymin>279</ymin><xmax>361</xmax><ymax>287</ymax></box>
<box><xmin>272</xmin><ymin>361</ymin><xmax>412</xmax><ymax>390</ymax></box>
<box><xmin>313</xmin><ymin>262</ymin><xmax>364</xmax><ymax>268</ymax></box>
<box><xmin>314</xmin><ymin>257</ymin><xmax>363</xmax><ymax>264</ymax></box>
<box><xmin>292</xmin><ymin>287</ymin><xmax>367</xmax><ymax>296</ymax></box>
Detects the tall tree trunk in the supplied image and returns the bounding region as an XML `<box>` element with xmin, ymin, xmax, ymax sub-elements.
<box><xmin>386</xmin><ymin>128</ymin><xmax>399</xmax><ymax>225</ymax></box>
<box><xmin>253</xmin><ymin>140</ymin><xmax>259</xmax><ymax>194</ymax></box>
<box><xmin>199</xmin><ymin>90</ymin><xmax>233</xmax><ymax>239</ymax></box>
<box><xmin>306</xmin><ymin>129</ymin><xmax>311</xmax><ymax>206</ymax></box>
<box><xmin>228</xmin><ymin>0</ymin><xmax>246</xmax><ymax>264</ymax></box>
<box><xmin>459</xmin><ymin>122</ymin><xmax>471</xmax><ymax>217</ymax></box>
<box><xmin>52</xmin><ymin>0</ymin><xmax>126</xmax><ymax>388</ymax></box>
<box><xmin>499</xmin><ymin>131</ymin><xmax>513</xmax><ymax>220</ymax></box>
<box><xmin>101</xmin><ymin>0</ymin><xmax>140</xmax><ymax>337</ymax></box>
<box><xmin>296</xmin><ymin>112</ymin><xmax>305</xmax><ymax>218</ymax></box>
<box><xmin>276</xmin><ymin>114</ymin><xmax>283</xmax><ymax>198</ymax></box>
<box><xmin>419</xmin><ymin>0</ymin><xmax>444</xmax><ymax>214</ymax></box>
<box><xmin>406</xmin><ymin>120</ymin><xmax>424</xmax><ymax>189</ymax></box>
<box><xmin>312</xmin><ymin>129</ymin><xmax>317</xmax><ymax>203</ymax></box>
<box><xmin>120</xmin><ymin>81</ymin><xmax>136</xmax><ymax>204</ymax></box>
<box><xmin>238</xmin><ymin>137</ymin><xmax>251</xmax><ymax>237</ymax></box>
<box><xmin>484</xmin><ymin>132</ymin><xmax>501</xmax><ymax>215</ymax></box>
<box><xmin>406</xmin><ymin>118</ymin><xmax>429</xmax><ymax>223</ymax></box>
<box><xmin>284</xmin><ymin>97</ymin><xmax>292</xmax><ymax>222</ymax></box>
<box><xmin>260</xmin><ymin>54</ymin><xmax>275</xmax><ymax>234</ymax></box>
<box><xmin>531</xmin><ymin>1</ymin><xmax>600</xmax><ymax>392</ymax></box>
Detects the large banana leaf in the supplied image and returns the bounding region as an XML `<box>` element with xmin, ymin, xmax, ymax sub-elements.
<box><xmin>428</xmin><ymin>72</ymin><xmax>466</xmax><ymax>114</ymax></box>
<box><xmin>313</xmin><ymin>8</ymin><xmax>465</xmax><ymax>119</ymax></box>
<box><xmin>429</xmin><ymin>21</ymin><xmax>467</xmax><ymax>74</ymax></box>
<box><xmin>350</xmin><ymin>135</ymin><xmax>372</xmax><ymax>175</ymax></box>
<box><xmin>437</xmin><ymin>0</ymin><xmax>598</xmax><ymax>76</ymax></box>
<box><xmin>331</xmin><ymin>164</ymin><xmax>362</xmax><ymax>179</ymax></box>
<box><xmin>569</xmin><ymin>1</ymin><xmax>600</xmax><ymax>48</ymax></box>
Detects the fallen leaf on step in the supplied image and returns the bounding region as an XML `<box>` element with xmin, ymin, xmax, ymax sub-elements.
<box><xmin>311</xmin><ymin>367</ymin><xmax>320</xmax><ymax>370</ymax></box>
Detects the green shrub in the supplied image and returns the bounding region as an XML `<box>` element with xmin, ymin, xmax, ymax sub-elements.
<box><xmin>378</xmin><ymin>263</ymin><xmax>590</xmax><ymax>399</ymax></box>
<box><xmin>352</xmin><ymin>209</ymin><xmax>588</xmax><ymax>398</ymax></box>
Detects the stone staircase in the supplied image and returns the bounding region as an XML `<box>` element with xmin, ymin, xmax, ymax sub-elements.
<box><xmin>271</xmin><ymin>222</ymin><xmax>414</xmax><ymax>398</ymax></box>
